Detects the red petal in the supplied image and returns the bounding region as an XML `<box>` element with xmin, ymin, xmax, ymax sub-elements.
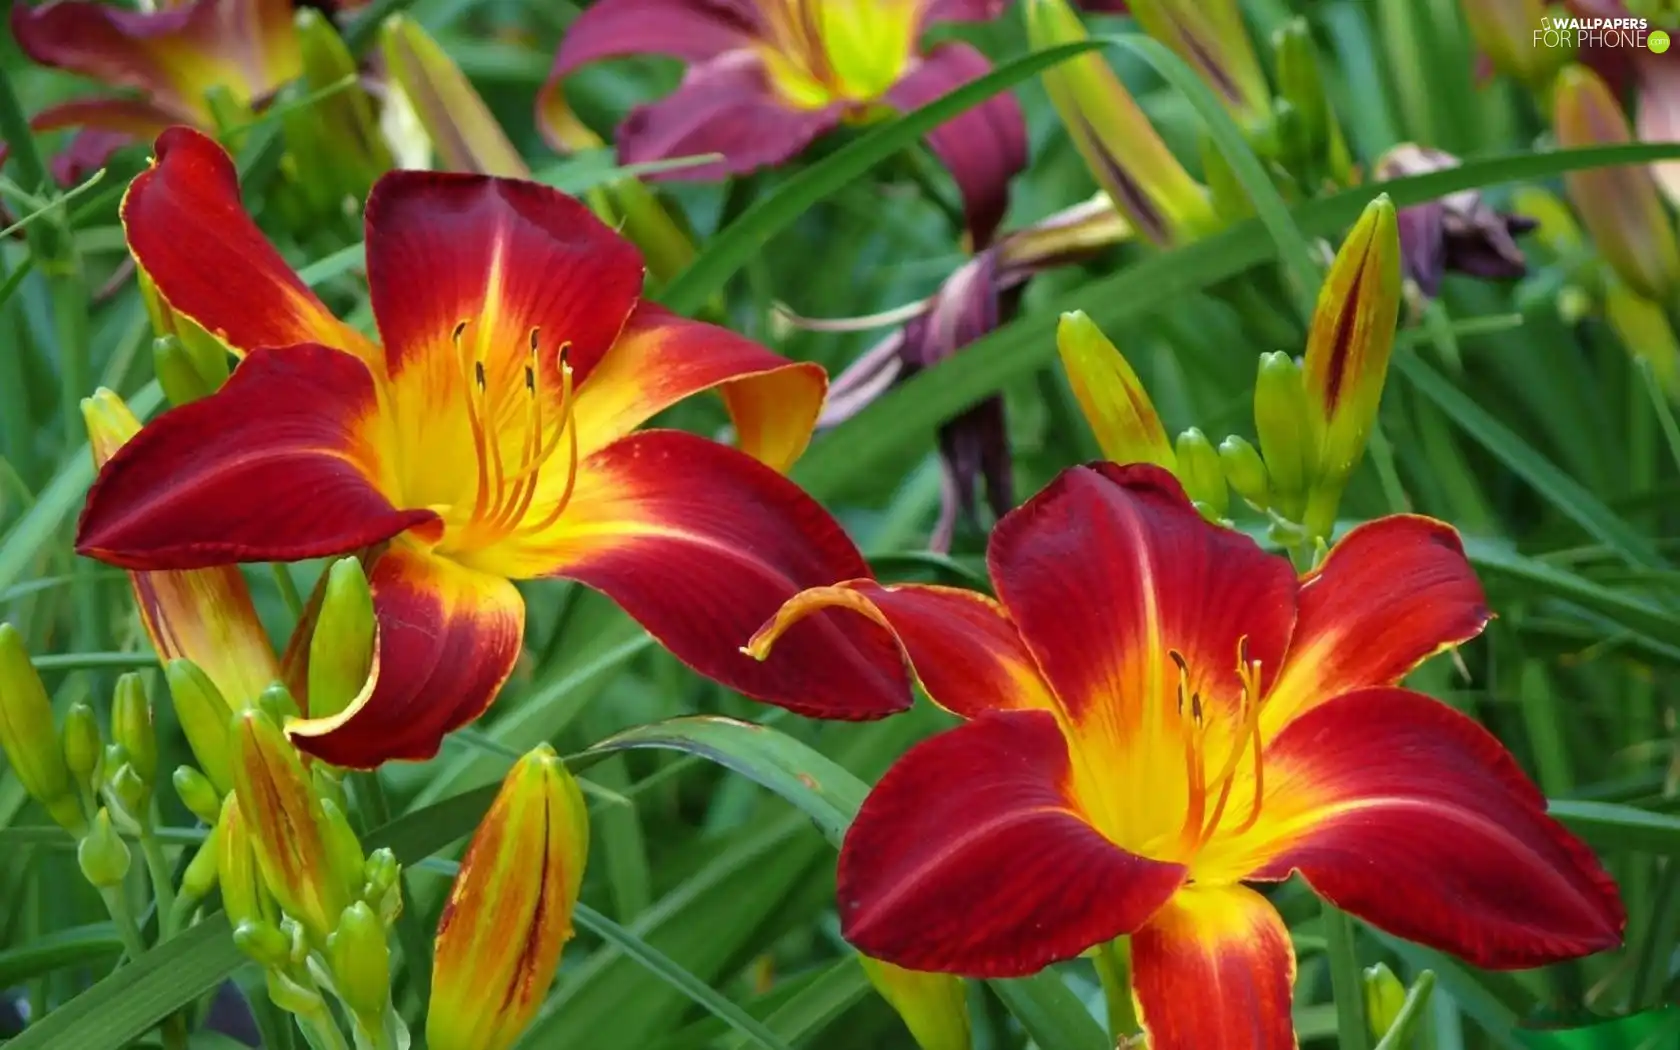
<box><xmin>364</xmin><ymin>169</ymin><xmax>645</xmax><ymax>447</ymax></box>
<box><xmin>1246</xmin><ymin>687</ymin><xmax>1625</xmax><ymax>968</ymax></box>
<box><xmin>617</xmin><ymin>52</ymin><xmax>845</xmax><ymax>181</ymax></box>
<box><xmin>744</xmin><ymin>579</ymin><xmax>1056</xmax><ymax>718</ymax></box>
<box><xmin>838</xmin><ymin>709</ymin><xmax>1186</xmax><ymax>976</ymax></box>
<box><xmin>987</xmin><ymin>463</ymin><xmax>1295</xmax><ymax>848</ymax></box>
<box><xmin>121</xmin><ymin>127</ymin><xmax>379</xmax><ymax>362</ymax></box>
<box><xmin>917</xmin><ymin>0</ymin><xmax>1010</xmax><ymax>28</ymax></box>
<box><xmin>76</xmin><ymin>345</ymin><xmax>434</xmax><ymax>571</ymax></box>
<box><xmin>573</xmin><ymin>301</ymin><xmax>825</xmax><ymax>472</ymax></box>
<box><xmin>289</xmin><ymin>543</ymin><xmax>525</xmax><ymax>767</ymax></box>
<box><xmin>1131</xmin><ymin>885</ymin><xmax>1297</xmax><ymax>1050</ymax></box>
<box><xmin>887</xmin><ymin>42</ymin><xmax>1027</xmax><ymax>248</ymax></box>
<box><xmin>30</xmin><ymin>98</ymin><xmax>179</xmax><ymax>185</ymax></box>
<box><xmin>534</xmin><ymin>430</ymin><xmax>912</xmax><ymax>720</ymax></box>
<box><xmin>1262</xmin><ymin>515</ymin><xmax>1490</xmax><ymax>735</ymax></box>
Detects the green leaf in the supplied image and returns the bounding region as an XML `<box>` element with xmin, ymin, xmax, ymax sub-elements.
<box><xmin>1548</xmin><ymin>800</ymin><xmax>1680</xmax><ymax>853</ymax></box>
<box><xmin>655</xmin><ymin>40</ymin><xmax>1100</xmax><ymax>316</ymax></box>
<box><xmin>1513</xmin><ymin>1007</ymin><xmax>1680</xmax><ymax>1049</ymax></box>
<box><xmin>793</xmin><ymin>142</ymin><xmax>1680</xmax><ymax>502</ymax></box>
<box><xmin>0</xmin><ymin>923</ymin><xmax>121</xmax><ymax>987</ymax></box>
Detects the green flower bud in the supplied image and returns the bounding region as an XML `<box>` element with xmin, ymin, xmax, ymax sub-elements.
<box><xmin>233</xmin><ymin>919</ymin><xmax>294</xmax><ymax>969</ymax></box>
<box><xmin>1174</xmin><ymin>428</ymin><xmax>1228</xmax><ymax>520</ymax></box>
<box><xmin>106</xmin><ymin>763</ymin><xmax>151</xmax><ymax>830</ymax></box>
<box><xmin>111</xmin><ymin>673</ymin><xmax>156</xmax><ymax>785</ymax></box>
<box><xmin>165</xmin><ymin>659</ymin><xmax>235</xmax><ymax>796</ymax></box>
<box><xmin>1252</xmin><ymin>351</ymin><xmax>1319</xmax><ymax>521</ymax></box>
<box><xmin>265</xmin><ymin>968</ymin><xmax>326</xmax><ymax>1016</ymax></box>
<box><xmin>78</xmin><ymin>808</ymin><xmax>131</xmax><ymax>889</ymax></box>
<box><xmin>1363</xmin><ymin>963</ymin><xmax>1407</xmax><ymax>1042</ymax></box>
<box><xmin>1273</xmin><ymin>19</ymin><xmax>1331</xmax><ymax>165</ymax></box>
<box><xmin>0</xmin><ymin>624</ymin><xmax>85</xmax><ymax>833</ymax></box>
<box><xmin>1606</xmin><ymin>281</ymin><xmax>1680</xmax><ymax>400</ymax></box>
<box><xmin>328</xmin><ymin>901</ymin><xmax>393</xmax><ymax>1027</ymax></box>
<box><xmin>256</xmin><ymin>681</ymin><xmax>300</xmax><ymax>724</ymax></box>
<box><xmin>153</xmin><ymin>336</ymin><xmax>215</xmax><ymax>407</ymax></box>
<box><xmin>290</xmin><ymin>7</ymin><xmax>393</xmax><ymax>198</ymax></box>
<box><xmin>1056</xmin><ymin>312</ymin><xmax>1176</xmax><ymax>468</ymax></box>
<box><xmin>860</xmin><ymin>957</ymin><xmax>971</xmax><ymax>1050</ymax></box>
<box><xmin>173</xmin><ymin>765</ymin><xmax>223</xmax><ymax>824</ymax></box>
<box><xmin>362</xmin><ymin>847</ymin><xmax>403</xmax><ymax>924</ymax></box>
<box><xmin>381</xmin><ymin>14</ymin><xmax>526</xmax><ymax>177</ymax></box>
<box><xmin>1218</xmin><ymin>436</ymin><xmax>1270</xmax><ymax>510</ymax></box>
<box><xmin>179</xmin><ymin>821</ymin><xmax>223</xmax><ymax>905</ymax></box>
<box><xmin>308</xmin><ymin>557</ymin><xmax>376</xmax><ymax>723</ymax></box>
<box><xmin>320</xmin><ymin>797</ymin><xmax>368</xmax><ymax>902</ymax></box>
<box><xmin>1126</xmin><ymin>0</ymin><xmax>1273</xmax><ymax>134</ymax></box>
<box><xmin>62</xmin><ymin>702</ymin><xmax>102</xmax><ymax>789</ymax></box>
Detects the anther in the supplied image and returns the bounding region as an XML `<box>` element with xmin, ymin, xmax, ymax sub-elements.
<box><xmin>473</xmin><ymin>360</ymin><xmax>486</xmax><ymax>390</ymax></box>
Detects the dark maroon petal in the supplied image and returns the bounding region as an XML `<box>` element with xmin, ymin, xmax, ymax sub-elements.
<box><xmin>838</xmin><ymin>709</ymin><xmax>1186</xmax><ymax>976</ymax></box>
<box><xmin>1395</xmin><ymin>201</ymin><xmax>1447</xmax><ymax>298</ymax></box>
<box><xmin>887</xmin><ymin>42</ymin><xmax>1027</xmax><ymax>248</ymax></box>
<box><xmin>616</xmin><ymin>52</ymin><xmax>845</xmax><ymax>180</ymax></box>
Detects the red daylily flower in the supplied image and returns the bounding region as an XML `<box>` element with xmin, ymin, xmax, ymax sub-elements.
<box><xmin>537</xmin><ymin>0</ymin><xmax>1028</xmax><ymax>246</ymax></box>
<box><xmin>748</xmin><ymin>463</ymin><xmax>1624</xmax><ymax>1049</ymax></box>
<box><xmin>9</xmin><ymin>0</ymin><xmax>300</xmax><ymax>184</ymax></box>
<box><xmin>76</xmin><ymin>126</ymin><xmax>911</xmax><ymax>768</ymax></box>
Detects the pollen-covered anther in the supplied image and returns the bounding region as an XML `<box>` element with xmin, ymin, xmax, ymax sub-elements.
<box><xmin>1170</xmin><ymin>638</ymin><xmax>1268</xmax><ymax>861</ymax></box>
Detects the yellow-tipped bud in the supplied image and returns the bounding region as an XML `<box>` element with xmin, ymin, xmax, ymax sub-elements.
<box><xmin>380</xmin><ymin>14</ymin><xmax>528</xmax><ymax>178</ymax></box>
<box><xmin>165</xmin><ymin>659</ymin><xmax>236</xmax><ymax>797</ymax></box>
<box><xmin>78</xmin><ymin>808</ymin><xmax>131</xmax><ymax>889</ymax></box>
<box><xmin>1465</xmin><ymin>0</ymin><xmax>1570</xmax><ymax>88</ymax></box>
<box><xmin>1301</xmin><ymin>196</ymin><xmax>1402</xmax><ymax>537</ymax></box>
<box><xmin>1124</xmin><ymin>0</ymin><xmax>1273</xmax><ymax>134</ymax></box>
<box><xmin>1554</xmin><ymin>64</ymin><xmax>1680</xmax><ymax>303</ymax></box>
<box><xmin>230</xmin><ymin>709</ymin><xmax>355</xmax><ymax>947</ymax></box>
<box><xmin>1056</xmin><ymin>311</ymin><xmax>1176</xmax><ymax>468</ymax></box>
<box><xmin>860</xmin><ymin>957</ymin><xmax>971</xmax><ymax>1050</ymax></box>
<box><xmin>428</xmin><ymin>744</ymin><xmax>588</xmax><ymax>1050</ymax></box>
<box><xmin>1174</xmin><ymin>428</ymin><xmax>1228</xmax><ymax>520</ymax></box>
<box><xmin>308</xmin><ymin>557</ymin><xmax>376</xmax><ymax>722</ymax></box>
<box><xmin>1605</xmin><ymin>282</ymin><xmax>1680</xmax><ymax>401</ymax></box>
<box><xmin>218</xmin><ymin>793</ymin><xmax>275</xmax><ymax>931</ymax></box>
<box><xmin>0</xmin><ymin>624</ymin><xmax>85</xmax><ymax>833</ymax></box>
<box><xmin>1026</xmin><ymin>0</ymin><xmax>1216</xmax><ymax>246</ymax></box>
<box><xmin>112</xmin><ymin>673</ymin><xmax>156</xmax><ymax>785</ymax></box>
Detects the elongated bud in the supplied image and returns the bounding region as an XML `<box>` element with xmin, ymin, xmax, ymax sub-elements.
<box><xmin>1252</xmin><ymin>351</ymin><xmax>1318</xmax><ymax>522</ymax></box>
<box><xmin>1124</xmin><ymin>0</ymin><xmax>1272</xmax><ymax>134</ymax></box>
<box><xmin>257</xmin><ymin>681</ymin><xmax>300</xmax><ymax>724</ymax></box>
<box><xmin>107</xmin><ymin>762</ymin><xmax>151</xmax><ymax>828</ymax></box>
<box><xmin>83</xmin><ymin>390</ymin><xmax>279</xmax><ymax>710</ymax></box>
<box><xmin>1301</xmin><ymin>196</ymin><xmax>1401</xmax><ymax>536</ymax></box>
<box><xmin>428</xmin><ymin>744</ymin><xmax>589</xmax><ymax>1050</ymax></box>
<box><xmin>234</xmin><ymin>919</ymin><xmax>294</xmax><ymax>969</ymax></box>
<box><xmin>179</xmin><ymin>820</ymin><xmax>223</xmax><ymax>904</ymax></box>
<box><xmin>363</xmin><ymin>847</ymin><xmax>403</xmax><ymax>924</ymax></box>
<box><xmin>0</xmin><ymin>624</ymin><xmax>85</xmax><ymax>833</ymax></box>
<box><xmin>218</xmin><ymin>793</ymin><xmax>274</xmax><ymax>930</ymax></box>
<box><xmin>111</xmin><ymin>674</ymin><xmax>156</xmax><ymax>785</ymax></box>
<box><xmin>231</xmin><ymin>709</ymin><xmax>354</xmax><ymax>946</ymax></box>
<box><xmin>1363</xmin><ymin>963</ymin><xmax>1407</xmax><ymax>1042</ymax></box>
<box><xmin>63</xmin><ymin>702</ymin><xmax>101</xmax><ymax>789</ymax></box>
<box><xmin>174</xmin><ymin>765</ymin><xmax>223</xmax><ymax>824</ymax></box>
<box><xmin>1554</xmin><ymin>64</ymin><xmax>1680</xmax><ymax>303</ymax></box>
<box><xmin>381</xmin><ymin>14</ymin><xmax>528</xmax><ymax>177</ymax></box>
<box><xmin>308</xmin><ymin>558</ymin><xmax>376</xmax><ymax>722</ymax></box>
<box><xmin>1218</xmin><ymin>435</ymin><xmax>1270</xmax><ymax>510</ymax></box>
<box><xmin>1056</xmin><ymin>312</ymin><xmax>1176</xmax><ymax>468</ymax></box>
<box><xmin>166</xmin><ymin>659</ymin><xmax>236</xmax><ymax>796</ymax></box>
<box><xmin>328</xmin><ymin>901</ymin><xmax>393</xmax><ymax>1027</ymax></box>
<box><xmin>292</xmin><ymin>9</ymin><xmax>392</xmax><ymax>190</ymax></box>
<box><xmin>78</xmin><ymin>808</ymin><xmax>131</xmax><ymax>888</ymax></box>
<box><xmin>1174</xmin><ymin>428</ymin><xmax>1228</xmax><ymax>520</ymax></box>
<box><xmin>154</xmin><ymin>336</ymin><xmax>215</xmax><ymax>406</ymax></box>
<box><xmin>1466</xmin><ymin>0</ymin><xmax>1568</xmax><ymax>88</ymax></box>
<box><xmin>1273</xmin><ymin>21</ymin><xmax>1327</xmax><ymax>155</ymax></box>
<box><xmin>320</xmin><ymin>797</ymin><xmax>367</xmax><ymax>898</ymax></box>
<box><xmin>860</xmin><ymin>957</ymin><xmax>971</xmax><ymax>1050</ymax></box>
<box><xmin>1026</xmin><ymin>0</ymin><xmax>1216</xmax><ymax>246</ymax></box>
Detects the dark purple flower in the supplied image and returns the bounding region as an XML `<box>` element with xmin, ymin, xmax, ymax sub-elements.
<box><xmin>1375</xmin><ymin>144</ymin><xmax>1536</xmax><ymax>299</ymax></box>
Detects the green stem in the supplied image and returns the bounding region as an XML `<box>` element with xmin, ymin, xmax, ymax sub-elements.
<box><xmin>1323</xmin><ymin>903</ymin><xmax>1371</xmax><ymax>1050</ymax></box>
<box><xmin>161</xmin><ymin>1013</ymin><xmax>190</xmax><ymax>1050</ymax></box>
<box><xmin>353</xmin><ymin>771</ymin><xmax>430</xmax><ymax>1013</ymax></box>
<box><xmin>1091</xmin><ymin>937</ymin><xmax>1139</xmax><ymax>1040</ymax></box>
<box><xmin>100</xmin><ymin>885</ymin><xmax>149</xmax><ymax>962</ymax></box>
<box><xmin>272</xmin><ymin>563</ymin><xmax>305</xmax><ymax>622</ymax></box>
<box><xmin>1372</xmin><ymin>972</ymin><xmax>1437</xmax><ymax>1050</ymax></box>
<box><xmin>297</xmin><ymin>1006</ymin><xmax>352</xmax><ymax>1050</ymax></box>
<box><xmin>139</xmin><ymin>830</ymin><xmax>178</xmax><ymax>940</ymax></box>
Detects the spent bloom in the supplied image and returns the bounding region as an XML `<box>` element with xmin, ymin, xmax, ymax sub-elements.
<box><xmin>1374</xmin><ymin>144</ymin><xmax>1538</xmax><ymax>300</ymax></box>
<box><xmin>76</xmin><ymin>128</ymin><xmax>911</xmax><ymax>768</ymax></box>
<box><xmin>538</xmin><ymin>0</ymin><xmax>1028</xmax><ymax>245</ymax></box>
<box><xmin>9</xmin><ymin>0</ymin><xmax>301</xmax><ymax>183</ymax></box>
<box><xmin>748</xmin><ymin>464</ymin><xmax>1624</xmax><ymax>1049</ymax></box>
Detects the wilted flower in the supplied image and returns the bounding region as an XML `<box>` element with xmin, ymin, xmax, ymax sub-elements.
<box><xmin>9</xmin><ymin>0</ymin><xmax>301</xmax><ymax>183</ymax></box>
<box><xmin>748</xmin><ymin>464</ymin><xmax>1623</xmax><ymax>1050</ymax></box>
<box><xmin>818</xmin><ymin>197</ymin><xmax>1130</xmax><ymax>549</ymax></box>
<box><xmin>77</xmin><ymin>128</ymin><xmax>912</xmax><ymax>768</ymax></box>
<box><xmin>539</xmin><ymin>0</ymin><xmax>1028</xmax><ymax>245</ymax></box>
<box><xmin>429</xmin><ymin>744</ymin><xmax>588</xmax><ymax>1050</ymax></box>
<box><xmin>1374</xmin><ymin>144</ymin><xmax>1538</xmax><ymax>299</ymax></box>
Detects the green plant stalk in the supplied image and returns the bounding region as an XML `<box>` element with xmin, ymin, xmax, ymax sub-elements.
<box><xmin>1632</xmin><ymin>858</ymin><xmax>1680</xmax><ymax>1006</ymax></box>
<box><xmin>272</xmin><ymin>563</ymin><xmax>305</xmax><ymax>622</ymax></box>
<box><xmin>1624</xmin><ymin>367</ymin><xmax>1658</xmax><ymax>753</ymax></box>
<box><xmin>1323</xmin><ymin>904</ymin><xmax>1370</xmax><ymax>1050</ymax></box>
<box><xmin>296</xmin><ymin>1004</ymin><xmax>352</xmax><ymax>1050</ymax></box>
<box><xmin>0</xmin><ymin>262</ymin><xmax>34</xmax><ymax>485</ymax></box>
<box><xmin>99</xmin><ymin>886</ymin><xmax>149</xmax><ymax>963</ymax></box>
<box><xmin>139</xmin><ymin>830</ymin><xmax>177</xmax><ymax>940</ymax></box>
<box><xmin>1091</xmin><ymin>937</ymin><xmax>1139</xmax><ymax>1040</ymax></box>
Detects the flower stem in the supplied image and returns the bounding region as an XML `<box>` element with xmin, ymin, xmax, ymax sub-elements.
<box><xmin>1322</xmin><ymin>903</ymin><xmax>1370</xmax><ymax>1050</ymax></box>
<box><xmin>272</xmin><ymin>563</ymin><xmax>305</xmax><ymax>621</ymax></box>
<box><xmin>139</xmin><ymin>829</ymin><xmax>178</xmax><ymax>940</ymax></box>
<box><xmin>1091</xmin><ymin>937</ymin><xmax>1139</xmax><ymax>1040</ymax></box>
<box><xmin>296</xmin><ymin>1007</ymin><xmax>352</xmax><ymax>1050</ymax></box>
<box><xmin>100</xmin><ymin>885</ymin><xmax>149</xmax><ymax>962</ymax></box>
